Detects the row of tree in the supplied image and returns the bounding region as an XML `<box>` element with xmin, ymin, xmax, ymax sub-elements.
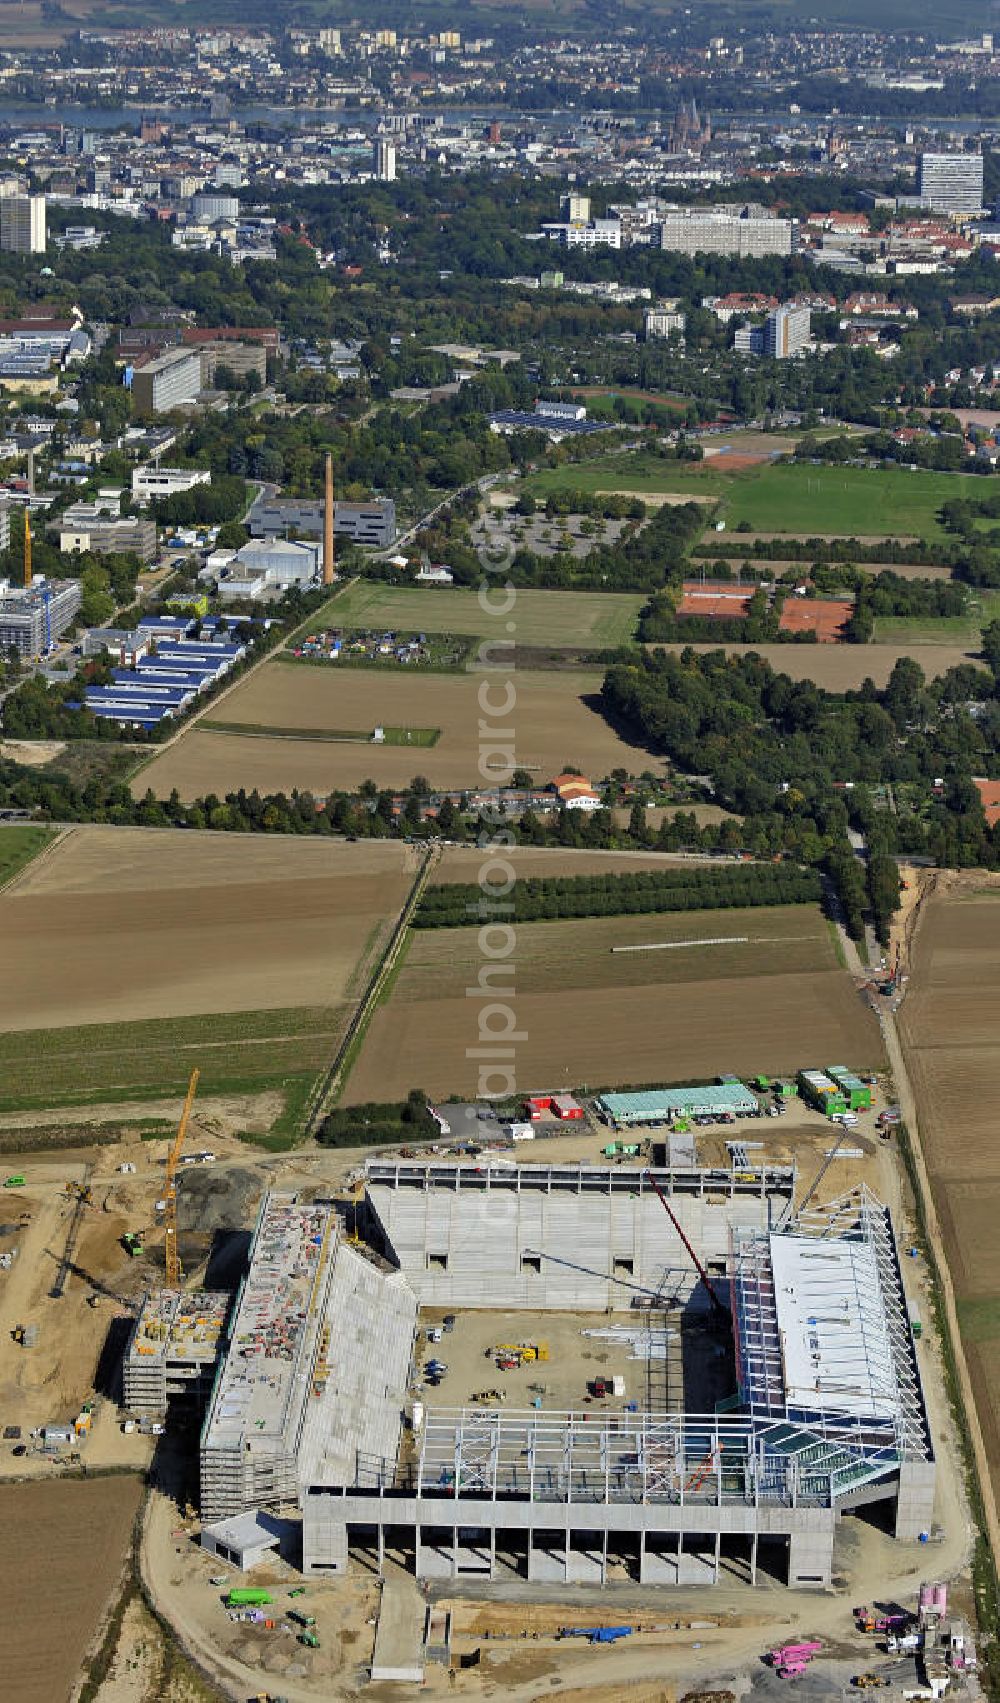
<box><xmin>415</xmin><ymin>863</ymin><xmax>821</xmax><ymax>927</ymax></box>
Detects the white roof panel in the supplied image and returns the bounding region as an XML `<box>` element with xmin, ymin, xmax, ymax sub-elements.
<box><xmin>770</xmin><ymin>1233</ymin><xmax>898</xmax><ymax>1422</ymax></box>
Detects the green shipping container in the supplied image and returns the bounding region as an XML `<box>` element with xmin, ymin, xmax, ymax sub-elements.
<box><xmin>226</xmin><ymin>1588</ymin><xmax>273</xmax><ymax>1607</ymax></box>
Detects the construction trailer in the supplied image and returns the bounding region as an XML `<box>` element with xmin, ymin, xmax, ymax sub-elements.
<box><xmin>797</xmin><ymin>1070</ymin><xmax>848</xmax><ymax>1117</ymax></box>
<box><xmin>597</xmin><ymin>1084</ymin><xmax>759</xmax><ymax>1127</ymax></box>
<box><xmin>827</xmin><ymin>1067</ymin><xmax>873</xmax><ymax>1112</ymax></box>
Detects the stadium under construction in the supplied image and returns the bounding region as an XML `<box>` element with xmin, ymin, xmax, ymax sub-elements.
<box><xmin>198</xmin><ymin>1166</ymin><xmax>935</xmax><ymax>1591</ymax></box>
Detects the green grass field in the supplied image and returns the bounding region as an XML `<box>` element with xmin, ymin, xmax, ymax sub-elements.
<box><xmin>0</xmin><ymin>1005</ymin><xmax>344</xmax><ymax>1115</ymax></box>
<box><xmin>0</xmin><ymin>824</ymin><xmax>53</xmax><ymax>887</ymax></box>
<box><xmin>717</xmin><ymin>463</ymin><xmax>967</xmax><ymax>542</ymax></box>
<box><xmin>525</xmin><ymin>452</ymin><xmax>731</xmax><ymax>499</ymax></box>
<box><xmin>311</xmin><ymin>580</ymin><xmax>645</xmax><ymax>649</ymax></box>
<box><xmin>872</xmin><ymin>589</ymin><xmax>1000</xmax><ymax>647</ymax></box>
<box><xmin>200</xmin><ymin>717</ymin><xmax>441</xmax><ymax>746</ymax></box>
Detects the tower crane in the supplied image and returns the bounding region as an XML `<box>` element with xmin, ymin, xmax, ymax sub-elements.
<box><xmin>644</xmin><ymin>1170</ymin><xmax>729</xmax><ymax>1320</ymax></box>
<box><xmin>164</xmin><ymin>1068</ymin><xmax>200</xmax><ymax>1289</ymax></box>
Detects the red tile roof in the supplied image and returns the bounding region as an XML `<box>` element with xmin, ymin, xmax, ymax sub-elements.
<box><xmin>975</xmin><ymin>777</ymin><xmax>1000</xmax><ymax>826</ymax></box>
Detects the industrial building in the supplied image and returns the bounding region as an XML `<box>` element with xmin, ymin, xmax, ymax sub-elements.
<box><xmin>598</xmin><ymin>1083</ymin><xmax>760</xmax><ymax>1126</ymax></box>
<box><xmin>0</xmin><ymin>574</ymin><xmax>81</xmax><ymax>657</ymax></box>
<box><xmin>59</xmin><ymin>502</ymin><xmax>158</xmax><ymax>563</ymax></box>
<box><xmin>247</xmin><ymin>492</ymin><xmax>396</xmax><ymax>550</ymax></box>
<box><xmin>197</xmin><ymin>1163</ymin><xmax>934</xmax><ymax>1596</ymax></box>
<box><xmin>130</xmin><ymin>348</ymin><xmax>203</xmax><ymax>416</ymax></box>
<box><xmin>85</xmin><ymin>636</ymin><xmax>245</xmax><ymax>726</ymax></box>
<box><xmin>123</xmin><ymin>1288</ymin><xmax>230</xmax><ymax>1417</ymax></box>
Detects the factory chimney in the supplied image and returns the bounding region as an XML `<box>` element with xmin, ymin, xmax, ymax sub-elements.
<box><xmin>323</xmin><ymin>453</ymin><xmax>335</xmax><ymax>586</ymax></box>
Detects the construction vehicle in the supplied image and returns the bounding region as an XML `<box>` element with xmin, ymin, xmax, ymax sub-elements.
<box><xmin>288</xmin><ymin>1610</ymin><xmax>316</xmax><ymax>1629</ymax></box>
<box><xmin>558</xmin><ymin>1626</ymin><xmax>632</xmax><ymax>1644</ymax></box>
<box><xmin>471</xmin><ymin>1388</ymin><xmax>507</xmax><ymax>1403</ymax></box>
<box><xmin>493</xmin><ymin>1342</ymin><xmax>549</xmax><ymax>1367</ymax></box>
<box><xmin>121</xmin><ymin>1232</ymin><xmax>144</xmax><ymax>1258</ymax></box>
<box><xmin>645</xmin><ymin>1171</ymin><xmax>729</xmax><ymax>1320</ymax></box>
<box><xmin>854</xmin><ymin>1608</ymin><xmax>910</xmax><ymax>1635</ymax></box>
<box><xmin>165</xmin><ymin>1068</ymin><xmax>200</xmax><ymax>1288</ymax></box>
<box><xmin>297</xmin><ymin>1631</ymin><xmax>320</xmax><ymax>1649</ymax></box>
<box><xmin>11</xmin><ymin>1323</ymin><xmax>37</xmax><ymax>1347</ymax></box>
<box><xmin>852</xmin><ymin>1678</ymin><xmax>890</xmax><ymax>1690</ymax></box>
<box><xmin>768</xmin><ymin>1642</ymin><xmax>823</xmax><ymax>1678</ymax></box>
<box><xmin>3</xmin><ymin>1175</ymin><xmax>25</xmax><ymax>1189</ymax></box>
<box><xmin>64</xmin><ymin>1181</ymin><xmax>93</xmax><ymax>1206</ymax></box>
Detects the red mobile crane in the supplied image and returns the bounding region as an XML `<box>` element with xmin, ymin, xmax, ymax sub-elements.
<box><xmin>644</xmin><ymin>1170</ymin><xmax>729</xmax><ymax>1320</ymax></box>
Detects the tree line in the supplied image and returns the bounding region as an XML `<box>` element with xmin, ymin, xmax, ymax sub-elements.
<box><xmin>414</xmin><ymin>863</ymin><xmax>821</xmax><ymax>928</ymax></box>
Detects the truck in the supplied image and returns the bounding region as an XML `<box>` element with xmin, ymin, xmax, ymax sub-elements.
<box><xmin>287</xmin><ymin>1610</ymin><xmax>316</xmax><ymax>1628</ymax></box>
<box><xmin>908</xmin><ymin>1300</ymin><xmax>922</xmax><ymax>1340</ymax></box>
<box><xmin>225</xmin><ymin>1589</ymin><xmax>273</xmax><ymax>1608</ymax></box>
<box><xmin>3</xmin><ymin>1175</ymin><xmax>25</xmax><ymax>1189</ymax></box>
<box><xmin>558</xmin><ymin>1626</ymin><xmax>632</xmax><ymax>1644</ymax></box>
<box><xmin>768</xmin><ymin>1642</ymin><xmax>823</xmax><ymax>1677</ymax></box>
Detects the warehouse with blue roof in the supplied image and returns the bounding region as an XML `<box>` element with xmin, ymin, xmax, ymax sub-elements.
<box><xmin>86</xmin><ymin>631</ymin><xmax>247</xmax><ymax>726</ymax></box>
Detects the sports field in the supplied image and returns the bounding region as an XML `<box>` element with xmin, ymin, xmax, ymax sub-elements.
<box><xmin>134</xmin><ymin>660</ymin><xmax>655</xmax><ymax>798</ymax></box>
<box><xmin>716</xmin><ymin>462</ymin><xmax>963</xmax><ymax>542</ymax></box>
<box><xmin>872</xmin><ymin>590</ymin><xmax>1000</xmax><ymax>647</ymax></box>
<box><xmin>314</xmin><ymin>580</ymin><xmax>645</xmax><ymax>648</ymax></box>
<box><xmin>0</xmin><ymin>826</ymin><xmax>417</xmax><ymax>1110</ymax></box>
<box><xmin>898</xmin><ymin>882</ymin><xmax>1000</xmax><ymax>1504</ymax></box>
<box><xmin>344</xmin><ymin>903</ymin><xmax>883</xmax><ymax>1102</ymax></box>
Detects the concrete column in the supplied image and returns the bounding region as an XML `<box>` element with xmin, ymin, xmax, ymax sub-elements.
<box><xmin>714</xmin><ymin>1531</ymin><xmax>721</xmax><ymax>1582</ymax></box>
<box><xmin>750</xmin><ymin>1532</ymin><xmax>758</xmax><ymax>1586</ymax></box>
<box><xmin>378</xmin><ymin>1523</ymin><xmax>384</xmax><ymax>1575</ymax></box>
<box><xmin>787</xmin><ymin>1524</ymin><xmax>834</xmax><ymax>1589</ymax></box>
<box><xmin>894</xmin><ymin>1460</ymin><xmax>936</xmax><ymax>1542</ymax></box>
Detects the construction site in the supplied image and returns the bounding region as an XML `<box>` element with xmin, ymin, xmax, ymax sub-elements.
<box><xmin>0</xmin><ymin>1030</ymin><xmax>985</xmax><ymax>1703</ymax></box>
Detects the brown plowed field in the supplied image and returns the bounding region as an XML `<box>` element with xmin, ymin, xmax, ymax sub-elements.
<box><xmin>898</xmin><ymin>884</ymin><xmax>1000</xmax><ymax>1501</ymax></box>
<box><xmin>132</xmin><ymin>660</ymin><xmax>656</xmax><ymax>800</ymax></box>
<box><xmin>0</xmin><ymin>1476</ymin><xmax>143</xmax><ymax>1703</ymax></box>
<box><xmin>344</xmin><ymin>905</ymin><xmax>883</xmax><ymax>1102</ymax></box>
<box><xmin>644</xmin><ymin>641</ymin><xmax>978</xmax><ymax>688</ymax></box>
<box><xmin>0</xmin><ymin>826</ymin><xmax>416</xmax><ymax>1031</ymax></box>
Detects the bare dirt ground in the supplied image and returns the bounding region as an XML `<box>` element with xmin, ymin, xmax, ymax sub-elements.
<box><xmin>133</xmin><ymin>661</ymin><xmax>658</xmax><ymax>799</ymax></box>
<box><xmin>0</xmin><ymin>1475</ymin><xmax>143</xmax><ymax>1703</ymax></box>
<box><xmin>644</xmin><ymin>641</ymin><xmax>978</xmax><ymax>688</ymax></box>
<box><xmin>0</xmin><ymin>826</ymin><xmax>417</xmax><ymax>1031</ymax></box>
<box><xmin>0</xmin><ymin>738</ymin><xmax>67</xmax><ymax>765</ymax></box>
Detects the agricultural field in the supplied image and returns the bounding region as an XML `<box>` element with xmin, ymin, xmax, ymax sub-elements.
<box><xmin>898</xmin><ymin>882</ymin><xmax>1000</xmax><ymax>1503</ymax></box>
<box><xmin>315</xmin><ymin>580</ymin><xmax>645</xmax><ymax>649</ymax></box>
<box><xmin>645</xmin><ymin>641</ymin><xmax>981</xmax><ymax>688</ymax></box>
<box><xmin>0</xmin><ymin>826</ymin><xmax>417</xmax><ymax>1111</ymax></box>
<box><xmin>134</xmin><ymin>659</ymin><xmax>654</xmax><ymax>798</ymax></box>
<box><xmin>0</xmin><ymin>1476</ymin><xmax>144</xmax><ymax>1703</ymax></box>
<box><xmin>714</xmin><ymin>462</ymin><xmax>964</xmax><ymax>542</ymax></box>
<box><xmin>344</xmin><ymin>903</ymin><xmax>882</xmax><ymax>1102</ymax></box>
<box><xmin>429</xmin><ymin>844</ymin><xmax>726</xmax><ymax>884</ymax></box>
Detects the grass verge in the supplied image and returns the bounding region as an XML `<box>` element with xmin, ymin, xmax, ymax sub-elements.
<box><xmin>0</xmin><ymin>823</ymin><xmax>55</xmax><ymax>887</ymax></box>
<box><xmin>199</xmin><ymin>719</ymin><xmax>441</xmax><ymax>746</ymax></box>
